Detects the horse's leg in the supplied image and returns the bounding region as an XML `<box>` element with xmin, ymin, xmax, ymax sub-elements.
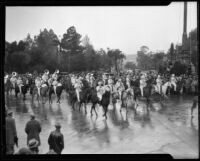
<box><xmin>90</xmin><ymin>104</ymin><xmax>94</xmax><ymax>116</ymax></box>
<box><xmin>78</xmin><ymin>102</ymin><xmax>81</xmax><ymax>112</ymax></box>
<box><xmin>84</xmin><ymin>103</ymin><xmax>87</xmax><ymax>114</ymax></box>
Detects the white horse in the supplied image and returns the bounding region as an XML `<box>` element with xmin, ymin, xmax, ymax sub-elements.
<box><xmin>153</xmin><ymin>81</ymin><xmax>171</xmax><ymax>98</ymax></box>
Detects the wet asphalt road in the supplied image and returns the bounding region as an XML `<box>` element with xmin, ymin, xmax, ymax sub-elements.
<box><xmin>5</xmin><ymin>91</ymin><xmax>198</xmax><ymax>158</ymax></box>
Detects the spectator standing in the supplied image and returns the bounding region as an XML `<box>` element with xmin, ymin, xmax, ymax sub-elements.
<box><xmin>48</xmin><ymin>122</ymin><xmax>64</xmax><ymax>154</ymax></box>
<box><xmin>6</xmin><ymin>110</ymin><xmax>18</xmax><ymax>154</ymax></box>
<box><xmin>25</xmin><ymin>113</ymin><xmax>41</xmax><ymax>153</ymax></box>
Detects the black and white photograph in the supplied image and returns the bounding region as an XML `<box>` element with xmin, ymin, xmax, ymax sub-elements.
<box><xmin>4</xmin><ymin>2</ymin><xmax>198</xmax><ymax>158</ymax></box>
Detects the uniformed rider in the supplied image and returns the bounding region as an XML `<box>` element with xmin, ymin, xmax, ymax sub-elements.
<box><xmin>156</xmin><ymin>74</ymin><xmax>162</xmax><ymax>94</ymax></box>
<box><xmin>74</xmin><ymin>76</ymin><xmax>83</xmax><ymax>102</ymax></box>
<box><xmin>96</xmin><ymin>80</ymin><xmax>105</xmax><ymax>102</ymax></box>
<box><xmin>140</xmin><ymin>74</ymin><xmax>147</xmax><ymax>97</ymax></box>
<box><xmin>170</xmin><ymin>74</ymin><xmax>177</xmax><ymax>91</ymax></box>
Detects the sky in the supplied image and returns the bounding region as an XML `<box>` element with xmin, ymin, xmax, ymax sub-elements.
<box><xmin>6</xmin><ymin>2</ymin><xmax>197</xmax><ymax>55</ymax></box>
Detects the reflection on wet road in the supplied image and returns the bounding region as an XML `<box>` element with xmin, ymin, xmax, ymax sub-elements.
<box><xmin>5</xmin><ymin>92</ymin><xmax>198</xmax><ymax>158</ymax></box>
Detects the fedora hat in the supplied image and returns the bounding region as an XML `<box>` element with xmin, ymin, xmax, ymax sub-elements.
<box><xmin>28</xmin><ymin>139</ymin><xmax>39</xmax><ymax>149</ymax></box>
<box><xmin>55</xmin><ymin>122</ymin><xmax>61</xmax><ymax>128</ymax></box>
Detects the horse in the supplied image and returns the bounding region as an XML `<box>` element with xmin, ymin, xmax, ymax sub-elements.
<box><xmin>89</xmin><ymin>87</ymin><xmax>110</xmax><ymax>119</ymax></box>
<box><xmin>4</xmin><ymin>77</ymin><xmax>14</xmax><ymax>95</ymax></box>
<box><xmin>49</xmin><ymin>77</ymin><xmax>64</xmax><ymax>104</ymax></box>
<box><xmin>14</xmin><ymin>79</ymin><xmax>29</xmax><ymax>101</ymax></box>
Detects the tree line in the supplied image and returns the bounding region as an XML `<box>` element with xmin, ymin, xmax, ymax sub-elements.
<box><xmin>5</xmin><ymin>26</ymin><xmax>126</xmax><ymax>74</ymax></box>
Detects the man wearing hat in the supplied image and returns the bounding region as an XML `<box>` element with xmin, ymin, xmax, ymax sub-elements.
<box><xmin>17</xmin><ymin>76</ymin><xmax>24</xmax><ymax>95</ymax></box>
<box><xmin>6</xmin><ymin>110</ymin><xmax>18</xmax><ymax>154</ymax></box>
<box><xmin>41</xmin><ymin>69</ymin><xmax>49</xmax><ymax>87</ymax></box>
<box><xmin>170</xmin><ymin>74</ymin><xmax>177</xmax><ymax>91</ymax></box>
<box><xmin>48</xmin><ymin>122</ymin><xmax>64</xmax><ymax>154</ymax></box>
<box><xmin>156</xmin><ymin>74</ymin><xmax>162</xmax><ymax>94</ymax></box>
<box><xmin>25</xmin><ymin>113</ymin><xmax>41</xmax><ymax>153</ymax></box>
<box><xmin>28</xmin><ymin>138</ymin><xmax>39</xmax><ymax>154</ymax></box>
<box><xmin>89</xmin><ymin>73</ymin><xmax>95</xmax><ymax>87</ymax></box>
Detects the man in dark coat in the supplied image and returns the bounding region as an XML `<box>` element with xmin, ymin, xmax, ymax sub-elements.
<box><xmin>6</xmin><ymin>110</ymin><xmax>18</xmax><ymax>154</ymax></box>
<box><xmin>48</xmin><ymin>122</ymin><xmax>64</xmax><ymax>154</ymax></box>
<box><xmin>25</xmin><ymin>113</ymin><xmax>41</xmax><ymax>152</ymax></box>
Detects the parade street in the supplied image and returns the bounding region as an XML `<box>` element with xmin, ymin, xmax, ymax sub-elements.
<box><xmin>5</xmin><ymin>92</ymin><xmax>198</xmax><ymax>158</ymax></box>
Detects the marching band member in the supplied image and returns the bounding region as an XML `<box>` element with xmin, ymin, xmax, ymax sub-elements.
<box><xmin>140</xmin><ymin>74</ymin><xmax>147</xmax><ymax>97</ymax></box>
<box><xmin>170</xmin><ymin>74</ymin><xmax>177</xmax><ymax>91</ymax></box>
<box><xmin>74</xmin><ymin>76</ymin><xmax>83</xmax><ymax>102</ymax></box>
<box><xmin>96</xmin><ymin>80</ymin><xmax>105</xmax><ymax>102</ymax></box>
<box><xmin>156</xmin><ymin>75</ymin><xmax>162</xmax><ymax>94</ymax></box>
<box><xmin>115</xmin><ymin>78</ymin><xmax>125</xmax><ymax>101</ymax></box>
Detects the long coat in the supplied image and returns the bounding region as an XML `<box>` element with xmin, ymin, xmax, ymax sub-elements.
<box><xmin>48</xmin><ymin>130</ymin><xmax>64</xmax><ymax>154</ymax></box>
<box><xmin>25</xmin><ymin>119</ymin><xmax>41</xmax><ymax>146</ymax></box>
<box><xmin>6</xmin><ymin>116</ymin><xmax>17</xmax><ymax>145</ymax></box>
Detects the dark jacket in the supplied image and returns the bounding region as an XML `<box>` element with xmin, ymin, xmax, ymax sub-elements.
<box><xmin>25</xmin><ymin>119</ymin><xmax>41</xmax><ymax>146</ymax></box>
<box><xmin>6</xmin><ymin>116</ymin><xmax>17</xmax><ymax>145</ymax></box>
<box><xmin>48</xmin><ymin>130</ymin><xmax>64</xmax><ymax>154</ymax></box>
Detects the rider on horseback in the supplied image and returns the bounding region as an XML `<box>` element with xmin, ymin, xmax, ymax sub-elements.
<box><xmin>35</xmin><ymin>76</ymin><xmax>42</xmax><ymax>96</ymax></box>
<box><xmin>96</xmin><ymin>80</ymin><xmax>105</xmax><ymax>102</ymax></box>
<box><xmin>108</xmin><ymin>75</ymin><xmax>114</xmax><ymax>93</ymax></box>
<box><xmin>10</xmin><ymin>72</ymin><xmax>17</xmax><ymax>89</ymax></box>
<box><xmin>52</xmin><ymin>69</ymin><xmax>59</xmax><ymax>95</ymax></box>
<box><xmin>156</xmin><ymin>74</ymin><xmax>162</xmax><ymax>94</ymax></box>
<box><xmin>89</xmin><ymin>74</ymin><xmax>95</xmax><ymax>87</ymax></box>
<box><xmin>74</xmin><ymin>76</ymin><xmax>83</xmax><ymax>102</ymax></box>
<box><xmin>170</xmin><ymin>74</ymin><xmax>177</xmax><ymax>91</ymax></box>
<box><xmin>115</xmin><ymin>78</ymin><xmax>125</xmax><ymax>101</ymax></box>
<box><xmin>41</xmin><ymin>69</ymin><xmax>49</xmax><ymax>87</ymax></box>
<box><xmin>140</xmin><ymin>74</ymin><xmax>147</xmax><ymax>97</ymax></box>
<box><xmin>17</xmin><ymin>76</ymin><xmax>24</xmax><ymax>95</ymax></box>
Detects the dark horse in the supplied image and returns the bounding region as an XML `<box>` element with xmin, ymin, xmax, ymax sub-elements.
<box><xmin>133</xmin><ymin>79</ymin><xmax>154</xmax><ymax>109</ymax></box>
<box><xmin>15</xmin><ymin>82</ymin><xmax>29</xmax><ymax>101</ymax></box>
<box><xmin>69</xmin><ymin>80</ymin><xmax>91</xmax><ymax>114</ymax></box>
<box><xmin>49</xmin><ymin>77</ymin><xmax>64</xmax><ymax>104</ymax></box>
<box><xmin>89</xmin><ymin>87</ymin><xmax>110</xmax><ymax>119</ymax></box>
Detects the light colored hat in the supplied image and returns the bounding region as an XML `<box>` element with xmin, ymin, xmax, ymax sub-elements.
<box><xmin>157</xmin><ymin>75</ymin><xmax>160</xmax><ymax>78</ymax></box>
<box><xmin>5</xmin><ymin>75</ymin><xmax>9</xmax><ymax>79</ymax></box>
<box><xmin>172</xmin><ymin>74</ymin><xmax>175</xmax><ymax>77</ymax></box>
<box><xmin>28</xmin><ymin>139</ymin><xmax>39</xmax><ymax>149</ymax></box>
<box><xmin>98</xmin><ymin>81</ymin><xmax>103</xmax><ymax>85</ymax></box>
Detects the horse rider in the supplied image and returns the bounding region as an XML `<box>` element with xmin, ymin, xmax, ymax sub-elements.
<box><xmin>102</xmin><ymin>73</ymin><xmax>108</xmax><ymax>85</ymax></box>
<box><xmin>41</xmin><ymin>69</ymin><xmax>49</xmax><ymax>88</ymax></box>
<box><xmin>86</xmin><ymin>73</ymin><xmax>90</xmax><ymax>83</ymax></box>
<box><xmin>108</xmin><ymin>75</ymin><xmax>114</xmax><ymax>93</ymax></box>
<box><xmin>52</xmin><ymin>69</ymin><xmax>59</xmax><ymax>95</ymax></box>
<box><xmin>126</xmin><ymin>74</ymin><xmax>131</xmax><ymax>89</ymax></box>
<box><xmin>170</xmin><ymin>74</ymin><xmax>177</xmax><ymax>91</ymax></box>
<box><xmin>17</xmin><ymin>76</ymin><xmax>24</xmax><ymax>95</ymax></box>
<box><xmin>35</xmin><ymin>76</ymin><xmax>42</xmax><ymax>96</ymax></box>
<box><xmin>10</xmin><ymin>72</ymin><xmax>17</xmax><ymax>89</ymax></box>
<box><xmin>71</xmin><ymin>75</ymin><xmax>76</xmax><ymax>87</ymax></box>
<box><xmin>4</xmin><ymin>73</ymin><xmax>9</xmax><ymax>85</ymax></box>
<box><xmin>96</xmin><ymin>80</ymin><xmax>105</xmax><ymax>102</ymax></box>
<box><xmin>74</xmin><ymin>76</ymin><xmax>83</xmax><ymax>102</ymax></box>
<box><xmin>89</xmin><ymin>73</ymin><xmax>95</xmax><ymax>87</ymax></box>
<box><xmin>156</xmin><ymin>74</ymin><xmax>162</xmax><ymax>94</ymax></box>
<box><xmin>140</xmin><ymin>73</ymin><xmax>147</xmax><ymax>97</ymax></box>
<box><xmin>115</xmin><ymin>78</ymin><xmax>125</xmax><ymax>101</ymax></box>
